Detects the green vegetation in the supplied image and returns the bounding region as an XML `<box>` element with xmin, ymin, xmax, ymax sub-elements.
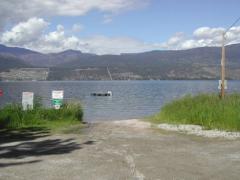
<box><xmin>0</xmin><ymin>100</ymin><xmax>84</xmax><ymax>133</ymax></box>
<box><xmin>151</xmin><ymin>93</ymin><xmax>240</xmax><ymax>131</ymax></box>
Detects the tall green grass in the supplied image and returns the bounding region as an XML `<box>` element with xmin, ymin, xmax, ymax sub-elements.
<box><xmin>0</xmin><ymin>102</ymin><xmax>83</xmax><ymax>130</ymax></box>
<box><xmin>151</xmin><ymin>93</ymin><xmax>240</xmax><ymax>131</ymax></box>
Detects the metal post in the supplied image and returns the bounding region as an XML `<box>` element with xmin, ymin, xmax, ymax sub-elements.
<box><xmin>220</xmin><ymin>32</ymin><xmax>226</xmax><ymax>99</ymax></box>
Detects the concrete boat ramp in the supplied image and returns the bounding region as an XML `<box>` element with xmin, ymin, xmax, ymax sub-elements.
<box><xmin>0</xmin><ymin>120</ymin><xmax>240</xmax><ymax>180</ymax></box>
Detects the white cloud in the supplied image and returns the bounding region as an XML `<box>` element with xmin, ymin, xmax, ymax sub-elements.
<box><xmin>161</xmin><ymin>32</ymin><xmax>185</xmax><ymax>50</ymax></box>
<box><xmin>72</xmin><ymin>24</ymin><xmax>84</xmax><ymax>33</ymax></box>
<box><xmin>181</xmin><ymin>40</ymin><xmax>200</xmax><ymax>49</ymax></box>
<box><xmin>30</xmin><ymin>34</ymin><xmax>161</xmax><ymax>54</ymax></box>
<box><xmin>81</xmin><ymin>36</ymin><xmax>161</xmax><ymax>54</ymax></box>
<box><xmin>193</xmin><ymin>27</ymin><xmax>224</xmax><ymax>39</ymax></box>
<box><xmin>31</xmin><ymin>24</ymin><xmax>84</xmax><ymax>53</ymax></box>
<box><xmin>225</xmin><ymin>26</ymin><xmax>240</xmax><ymax>44</ymax></box>
<box><xmin>2</xmin><ymin>18</ymin><xmax>240</xmax><ymax>54</ymax></box>
<box><xmin>1</xmin><ymin>17</ymin><xmax>48</xmax><ymax>45</ymax></box>
<box><xmin>0</xmin><ymin>17</ymin><xmax>161</xmax><ymax>54</ymax></box>
<box><xmin>44</xmin><ymin>25</ymin><xmax>65</xmax><ymax>44</ymax></box>
<box><xmin>163</xmin><ymin>26</ymin><xmax>240</xmax><ymax>50</ymax></box>
<box><xmin>0</xmin><ymin>0</ymin><xmax>149</xmax><ymax>29</ymax></box>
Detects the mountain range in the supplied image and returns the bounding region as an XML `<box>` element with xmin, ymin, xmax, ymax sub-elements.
<box><xmin>0</xmin><ymin>43</ymin><xmax>240</xmax><ymax>80</ymax></box>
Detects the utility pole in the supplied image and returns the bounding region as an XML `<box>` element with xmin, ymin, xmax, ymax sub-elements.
<box><xmin>220</xmin><ymin>32</ymin><xmax>226</xmax><ymax>99</ymax></box>
<box><xmin>220</xmin><ymin>16</ymin><xmax>240</xmax><ymax>99</ymax></box>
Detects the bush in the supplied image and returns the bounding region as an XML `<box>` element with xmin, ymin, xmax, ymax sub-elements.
<box><xmin>0</xmin><ymin>101</ymin><xmax>83</xmax><ymax>129</ymax></box>
<box><xmin>151</xmin><ymin>93</ymin><xmax>240</xmax><ymax>131</ymax></box>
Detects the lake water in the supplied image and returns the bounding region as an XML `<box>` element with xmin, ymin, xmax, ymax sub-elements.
<box><xmin>0</xmin><ymin>80</ymin><xmax>240</xmax><ymax>122</ymax></box>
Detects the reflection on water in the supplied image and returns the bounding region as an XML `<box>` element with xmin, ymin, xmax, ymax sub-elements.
<box><xmin>0</xmin><ymin>80</ymin><xmax>240</xmax><ymax>122</ymax></box>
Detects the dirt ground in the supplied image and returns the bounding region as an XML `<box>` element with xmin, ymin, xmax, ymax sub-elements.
<box><xmin>0</xmin><ymin>120</ymin><xmax>240</xmax><ymax>180</ymax></box>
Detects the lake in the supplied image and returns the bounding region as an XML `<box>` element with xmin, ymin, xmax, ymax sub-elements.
<box><xmin>0</xmin><ymin>80</ymin><xmax>240</xmax><ymax>122</ymax></box>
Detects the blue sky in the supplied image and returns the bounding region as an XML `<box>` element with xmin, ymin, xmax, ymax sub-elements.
<box><xmin>50</xmin><ymin>0</ymin><xmax>240</xmax><ymax>41</ymax></box>
<box><xmin>0</xmin><ymin>0</ymin><xmax>240</xmax><ymax>54</ymax></box>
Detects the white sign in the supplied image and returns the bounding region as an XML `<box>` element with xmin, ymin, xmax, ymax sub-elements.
<box><xmin>52</xmin><ymin>90</ymin><xmax>64</xmax><ymax>99</ymax></box>
<box><xmin>218</xmin><ymin>80</ymin><xmax>227</xmax><ymax>90</ymax></box>
<box><xmin>52</xmin><ymin>90</ymin><xmax>64</xmax><ymax>109</ymax></box>
<box><xmin>22</xmin><ymin>92</ymin><xmax>34</xmax><ymax>110</ymax></box>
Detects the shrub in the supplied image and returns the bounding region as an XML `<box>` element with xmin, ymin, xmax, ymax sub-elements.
<box><xmin>151</xmin><ymin>93</ymin><xmax>240</xmax><ymax>131</ymax></box>
<box><xmin>0</xmin><ymin>101</ymin><xmax>83</xmax><ymax>129</ymax></box>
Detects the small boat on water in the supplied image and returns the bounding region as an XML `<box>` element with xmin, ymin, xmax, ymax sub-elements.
<box><xmin>91</xmin><ymin>91</ymin><xmax>112</xmax><ymax>97</ymax></box>
<box><xmin>91</xmin><ymin>67</ymin><xmax>113</xmax><ymax>97</ymax></box>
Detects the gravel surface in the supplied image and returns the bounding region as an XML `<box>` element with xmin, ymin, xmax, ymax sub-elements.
<box><xmin>0</xmin><ymin>120</ymin><xmax>240</xmax><ymax>180</ymax></box>
<box><xmin>157</xmin><ymin>123</ymin><xmax>240</xmax><ymax>139</ymax></box>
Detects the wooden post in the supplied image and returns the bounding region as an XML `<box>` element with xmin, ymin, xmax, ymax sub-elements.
<box><xmin>221</xmin><ymin>32</ymin><xmax>226</xmax><ymax>99</ymax></box>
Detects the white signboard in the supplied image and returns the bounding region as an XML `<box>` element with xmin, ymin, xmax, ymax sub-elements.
<box><xmin>52</xmin><ymin>90</ymin><xmax>64</xmax><ymax>109</ymax></box>
<box><xmin>22</xmin><ymin>92</ymin><xmax>34</xmax><ymax>110</ymax></box>
<box><xmin>52</xmin><ymin>90</ymin><xmax>64</xmax><ymax>99</ymax></box>
<box><xmin>218</xmin><ymin>80</ymin><xmax>227</xmax><ymax>90</ymax></box>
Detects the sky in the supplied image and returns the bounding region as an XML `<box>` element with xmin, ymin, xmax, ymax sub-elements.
<box><xmin>0</xmin><ymin>0</ymin><xmax>240</xmax><ymax>54</ymax></box>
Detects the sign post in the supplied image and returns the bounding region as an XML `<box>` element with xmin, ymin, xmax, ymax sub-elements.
<box><xmin>218</xmin><ymin>80</ymin><xmax>227</xmax><ymax>90</ymax></box>
<box><xmin>52</xmin><ymin>90</ymin><xmax>64</xmax><ymax>109</ymax></box>
<box><xmin>22</xmin><ymin>92</ymin><xmax>34</xmax><ymax>110</ymax></box>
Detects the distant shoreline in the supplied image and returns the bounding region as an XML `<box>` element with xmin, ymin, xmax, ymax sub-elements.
<box><xmin>0</xmin><ymin>79</ymin><xmax>233</xmax><ymax>82</ymax></box>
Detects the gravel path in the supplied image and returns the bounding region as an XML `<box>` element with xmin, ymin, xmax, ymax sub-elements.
<box><xmin>0</xmin><ymin>120</ymin><xmax>240</xmax><ymax>180</ymax></box>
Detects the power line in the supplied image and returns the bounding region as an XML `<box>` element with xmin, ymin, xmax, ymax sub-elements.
<box><xmin>225</xmin><ymin>16</ymin><xmax>240</xmax><ymax>34</ymax></box>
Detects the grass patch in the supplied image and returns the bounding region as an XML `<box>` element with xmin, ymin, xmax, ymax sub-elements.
<box><xmin>0</xmin><ymin>102</ymin><xmax>84</xmax><ymax>133</ymax></box>
<box><xmin>151</xmin><ymin>93</ymin><xmax>240</xmax><ymax>131</ymax></box>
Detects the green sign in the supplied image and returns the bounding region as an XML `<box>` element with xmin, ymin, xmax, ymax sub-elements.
<box><xmin>52</xmin><ymin>99</ymin><xmax>63</xmax><ymax>109</ymax></box>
